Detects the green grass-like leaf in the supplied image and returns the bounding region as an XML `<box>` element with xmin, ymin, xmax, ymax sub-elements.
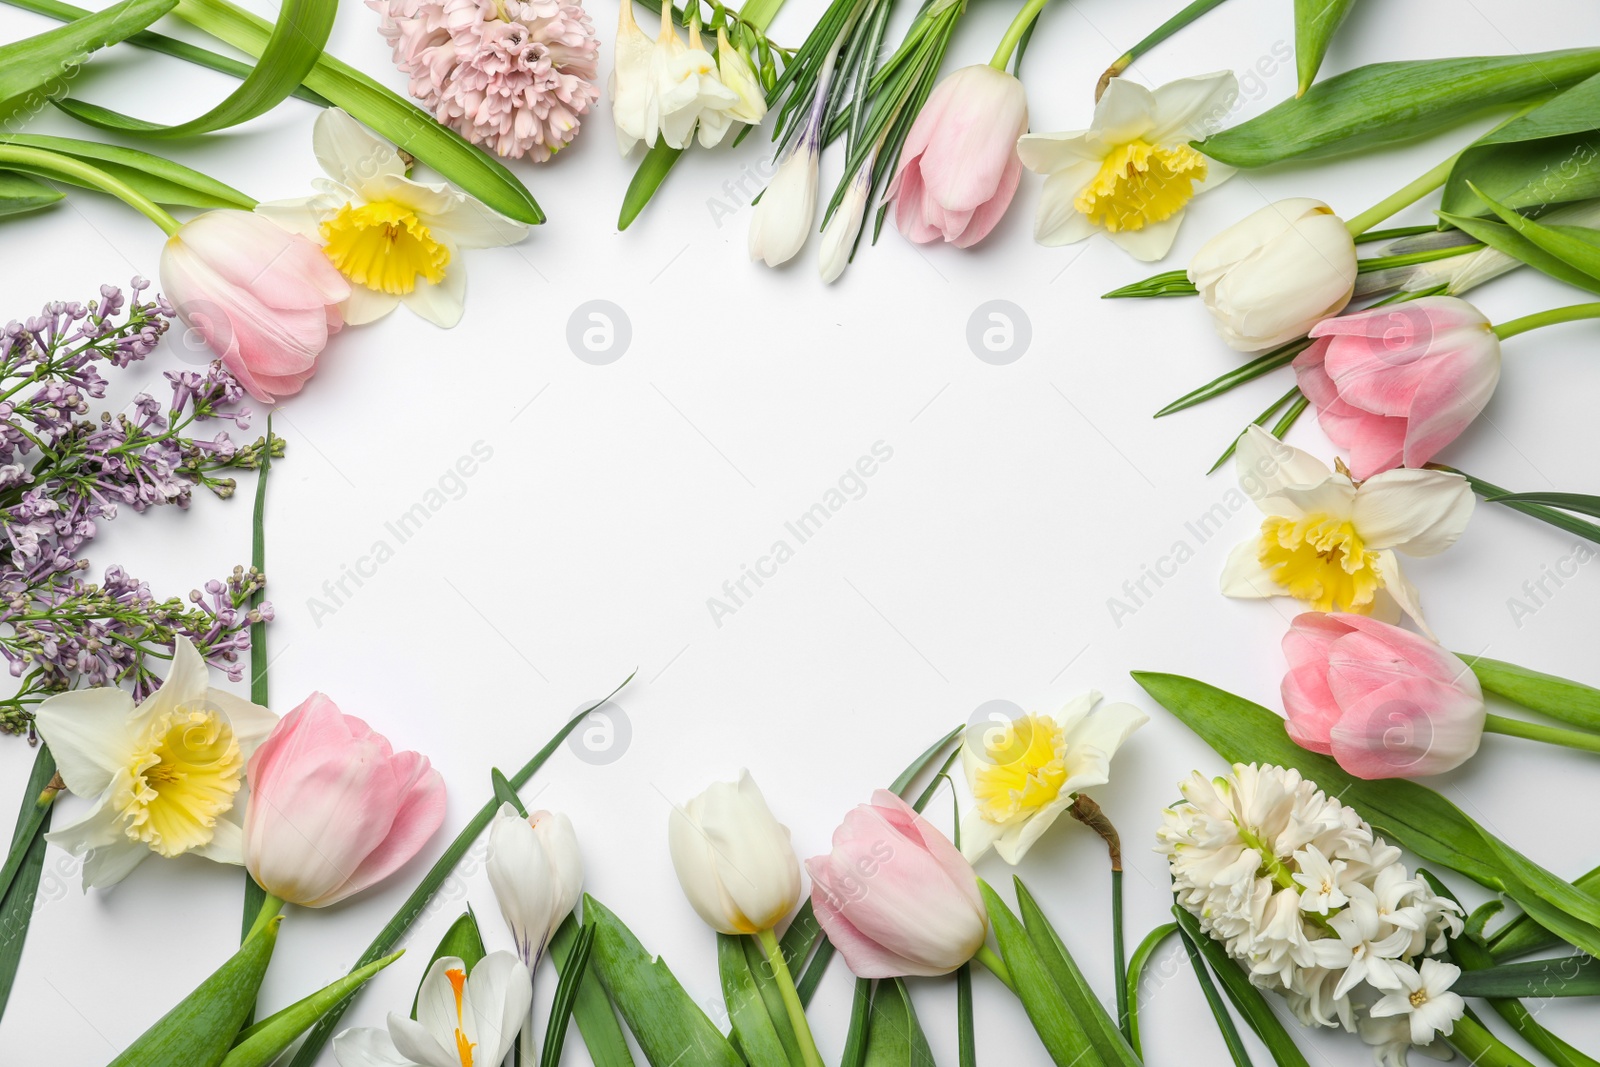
<box><xmin>980</xmin><ymin>880</ymin><xmax>1099</xmax><ymax>1067</ymax></box>
<box><xmin>1452</xmin><ymin>956</ymin><xmax>1600</xmax><ymax>998</ymax></box>
<box><xmin>222</xmin><ymin>950</ymin><xmax>402</xmax><ymax>1067</ymax></box>
<box><xmin>1124</xmin><ymin>922</ymin><xmax>1177</xmax><ymax>1058</ymax></box>
<box><xmin>1172</xmin><ymin>907</ymin><xmax>1309</xmax><ymax>1067</ymax></box>
<box><xmin>0</xmin><ymin>745</ymin><xmax>57</xmax><ymax>1020</ymax></box>
<box><xmin>550</xmin><ymin>915</ymin><xmax>635</xmax><ymax>1067</ymax></box>
<box><xmin>1471</xmin><ymin>184</ymin><xmax>1600</xmax><ymax>284</ymax></box>
<box><xmin>1437</xmin><ymin>210</ymin><xmax>1600</xmax><ymax>295</ymax></box>
<box><xmin>860</xmin><ymin>978</ymin><xmax>933</xmax><ymax>1067</ymax></box>
<box><xmin>542</xmin><ymin>923</ymin><xmax>596</xmax><ymax>1067</ymax></box>
<box><xmin>1013</xmin><ymin>878</ymin><xmax>1138</xmax><ymax>1065</ymax></box>
<box><xmin>619</xmin><ymin>144</ymin><xmax>685</xmax><ymax>231</ymax></box>
<box><xmin>1443</xmin><ymin>466</ymin><xmax>1600</xmax><ymax>547</ymax></box>
<box><xmin>1173</xmin><ymin>914</ymin><xmax>1254</xmax><ymax>1067</ymax></box>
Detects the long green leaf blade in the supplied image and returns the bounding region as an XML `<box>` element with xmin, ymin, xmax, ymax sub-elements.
<box><xmin>1460</xmin><ymin>655</ymin><xmax>1600</xmax><ymax>732</ymax></box>
<box><xmin>1293</xmin><ymin>0</ymin><xmax>1356</xmax><ymax>96</ymax></box>
<box><xmin>0</xmin><ymin>171</ymin><xmax>63</xmax><ymax>217</ymax></box>
<box><xmin>0</xmin><ymin>133</ymin><xmax>254</xmax><ymax>208</ymax></box>
<box><xmin>1485</xmin><ymin>491</ymin><xmax>1600</xmax><ymax>519</ymax></box>
<box><xmin>1443</xmin><ymin>71</ymin><xmax>1600</xmax><ymax>215</ymax></box>
<box><xmin>542</xmin><ymin>923</ymin><xmax>596</xmax><ymax>1067</ymax></box>
<box><xmin>1445</xmin><ymin>466</ymin><xmax>1600</xmax><ymax>547</ymax></box>
<box><xmin>1124</xmin><ymin>923</ymin><xmax>1177</xmax><ymax>1059</ymax></box>
<box><xmin>1173</xmin><ymin>913</ymin><xmax>1254</xmax><ymax>1067</ymax></box>
<box><xmin>980</xmin><ymin>880</ymin><xmax>1099</xmax><ymax>1067</ymax></box>
<box><xmin>1471</xmin><ymin>185</ymin><xmax>1600</xmax><ymax>282</ymax></box>
<box><xmin>410</xmin><ymin>910</ymin><xmax>487</xmax><ymax>1018</ymax></box>
<box><xmin>861</xmin><ymin>978</ymin><xmax>933</xmax><ymax>1067</ymax></box>
<box><xmin>0</xmin><ymin>0</ymin><xmax>175</xmax><ymax>117</ymax></box>
<box><xmin>1171</xmin><ymin>907</ymin><xmax>1310</xmax><ymax>1067</ymax></box>
<box><xmin>222</xmin><ymin>950</ymin><xmax>402</xmax><ymax>1067</ymax></box>
<box><xmin>0</xmin><ymin>745</ymin><xmax>57</xmax><ymax>1019</ymax></box>
<box><xmin>720</xmin><ymin>934</ymin><xmax>798</xmax><ymax>1067</ymax></box>
<box><xmin>1437</xmin><ymin>211</ymin><xmax>1600</xmax><ymax>295</ymax></box>
<box><xmin>1014</xmin><ymin>879</ymin><xmax>1139</xmax><ymax>1066</ymax></box>
<box><xmin>619</xmin><ymin>144</ymin><xmax>685</xmax><ymax>230</ymax></box>
<box><xmin>550</xmin><ymin>915</ymin><xmax>635</xmax><ymax>1067</ymax></box>
<box><xmin>1451</xmin><ymin>956</ymin><xmax>1600</xmax><ymax>998</ymax></box>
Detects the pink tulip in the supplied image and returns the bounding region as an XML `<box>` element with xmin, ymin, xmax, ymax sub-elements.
<box><xmin>888</xmin><ymin>65</ymin><xmax>1028</xmax><ymax>249</ymax></box>
<box><xmin>1281</xmin><ymin>613</ymin><xmax>1485</xmax><ymax>779</ymax></box>
<box><xmin>806</xmin><ymin>790</ymin><xmax>986</xmax><ymax>977</ymax></box>
<box><xmin>1294</xmin><ymin>296</ymin><xmax>1500</xmax><ymax>480</ymax></box>
<box><xmin>160</xmin><ymin>210</ymin><xmax>350</xmax><ymax>404</ymax></box>
<box><xmin>243</xmin><ymin>693</ymin><xmax>446</xmax><ymax>906</ymax></box>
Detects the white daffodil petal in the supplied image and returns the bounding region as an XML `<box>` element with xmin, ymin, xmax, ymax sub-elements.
<box><xmin>1090</xmin><ymin>77</ymin><xmax>1159</xmax><ymax>146</ymax></box>
<box><xmin>207</xmin><ymin>690</ymin><xmax>278</xmax><ymax>757</ymax></box>
<box><xmin>464</xmin><ymin>952</ymin><xmax>533</xmax><ymax>1065</ymax></box>
<box><xmin>1221</xmin><ymin>537</ymin><xmax>1280</xmax><ymax>599</ymax></box>
<box><xmin>1234</xmin><ymin>426</ymin><xmax>1337</xmax><ymax>515</ymax></box>
<box><xmin>1033</xmin><ymin>163</ymin><xmax>1104</xmax><ymax>246</ymax></box>
<box><xmin>1353</xmin><ymin>470</ymin><xmax>1476</xmax><ymax>556</ymax></box>
<box><xmin>1105</xmin><ymin>212</ymin><xmax>1187</xmax><ymax>261</ymax></box>
<box><xmin>1374</xmin><ymin>551</ymin><xmax>1432</xmax><ymax>637</ymax></box>
<box><xmin>332</xmin><ymin>1026</ymin><xmax>414</xmax><ymax>1067</ymax></box>
<box><xmin>403</xmin><ymin>259</ymin><xmax>468</xmax><ymax>329</ymax></box>
<box><xmin>1061</xmin><ymin>701</ymin><xmax>1149</xmax><ymax>786</ymax></box>
<box><xmin>424</xmin><ymin>195</ymin><xmax>530</xmax><ymax>250</ymax></box>
<box><xmin>1053</xmin><ymin>691</ymin><xmax>1098</xmax><ymax>735</ymax></box>
<box><xmin>341</xmin><ymin>285</ymin><xmax>402</xmax><ymax>326</ymax></box>
<box><xmin>138</xmin><ymin>636</ymin><xmax>212</xmax><ymax>726</ymax></box>
<box><xmin>1146</xmin><ymin>71</ymin><xmax>1239</xmax><ymax>144</ymax></box>
<box><xmin>994</xmin><ymin>794</ymin><xmax>1071</xmax><ymax>864</ymax></box>
<box><xmin>315</xmin><ymin>108</ymin><xmax>406</xmax><ymax>191</ymax></box>
<box><xmin>958</xmin><ymin>808</ymin><xmax>1006</xmax><ymax>862</ymax></box>
<box><xmin>1015</xmin><ymin>130</ymin><xmax>1105</xmax><ymax>174</ymax></box>
<box><xmin>192</xmin><ymin>815</ymin><xmax>245</xmax><ymax>865</ymax></box>
<box><xmin>32</xmin><ymin>687</ymin><xmax>137</xmax><ymax>796</ymax></box>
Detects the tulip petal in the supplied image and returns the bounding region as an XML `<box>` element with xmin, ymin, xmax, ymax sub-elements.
<box><xmin>1353</xmin><ymin>470</ymin><xmax>1475</xmax><ymax>555</ymax></box>
<box><xmin>807</xmin><ymin>858</ymin><xmax>928</xmax><ymax>977</ymax></box>
<box><xmin>1280</xmin><ymin>613</ymin><xmax>1359</xmax><ymax>753</ymax></box>
<box><xmin>951</xmin><ymin>151</ymin><xmax>1022</xmax><ymax>248</ymax></box>
<box><xmin>1329</xmin><ymin>673</ymin><xmax>1484</xmax><ymax>778</ymax></box>
<box><xmin>326</xmin><ymin>750</ymin><xmax>446</xmax><ymax>906</ymax></box>
<box><xmin>32</xmin><ymin>686</ymin><xmax>137</xmax><ymax>797</ymax></box>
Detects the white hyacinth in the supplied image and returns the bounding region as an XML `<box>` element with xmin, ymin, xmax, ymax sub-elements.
<box><xmin>1157</xmin><ymin>764</ymin><xmax>1465</xmax><ymax>1060</ymax></box>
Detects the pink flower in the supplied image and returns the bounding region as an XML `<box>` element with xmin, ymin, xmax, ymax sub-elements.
<box><xmin>1281</xmin><ymin>612</ymin><xmax>1485</xmax><ymax>779</ymax></box>
<box><xmin>1294</xmin><ymin>297</ymin><xmax>1501</xmax><ymax>480</ymax></box>
<box><xmin>370</xmin><ymin>0</ymin><xmax>601</xmax><ymax>161</ymax></box>
<box><xmin>889</xmin><ymin>65</ymin><xmax>1028</xmax><ymax>249</ymax></box>
<box><xmin>806</xmin><ymin>790</ymin><xmax>987</xmax><ymax>977</ymax></box>
<box><xmin>243</xmin><ymin>693</ymin><xmax>446</xmax><ymax>906</ymax></box>
<box><xmin>160</xmin><ymin>211</ymin><xmax>349</xmax><ymax>404</ymax></box>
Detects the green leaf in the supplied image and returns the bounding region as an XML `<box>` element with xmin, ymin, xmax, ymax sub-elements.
<box><xmin>1135</xmin><ymin>672</ymin><xmax>1600</xmax><ymax>956</ymax></box>
<box><xmin>1446</xmin><ymin>466</ymin><xmax>1600</xmax><ymax>547</ymax></box>
<box><xmin>171</xmin><ymin>0</ymin><xmax>542</xmax><ymax>224</ymax></box>
<box><xmin>1171</xmin><ymin>907</ymin><xmax>1310</xmax><ymax>1067</ymax></box>
<box><xmin>222</xmin><ymin>950</ymin><xmax>403</xmax><ymax>1067</ymax></box>
<box><xmin>411</xmin><ymin>910</ymin><xmax>487</xmax><ymax>1018</ymax></box>
<box><xmin>1102</xmin><ymin>269</ymin><xmax>1195</xmax><ymax>299</ymax></box>
<box><xmin>1485</xmin><ymin>491</ymin><xmax>1600</xmax><ymax>519</ymax></box>
<box><xmin>980</xmin><ymin>880</ymin><xmax>1099</xmax><ymax>1067</ymax></box>
<box><xmin>1124</xmin><ymin>923</ymin><xmax>1177</xmax><ymax>1059</ymax></box>
<box><xmin>1451</xmin><ymin>956</ymin><xmax>1600</xmax><ymax>998</ymax></box>
<box><xmin>110</xmin><ymin>911</ymin><xmax>282</xmax><ymax>1067</ymax></box>
<box><xmin>1013</xmin><ymin>879</ymin><xmax>1139</xmax><ymax>1066</ymax></box>
<box><xmin>0</xmin><ymin>745</ymin><xmax>57</xmax><ymax>1020</ymax></box>
<box><xmin>1443</xmin><ymin>71</ymin><xmax>1600</xmax><ymax>216</ymax></box>
<box><xmin>1460</xmin><ymin>655</ymin><xmax>1600</xmax><ymax>732</ymax></box>
<box><xmin>583</xmin><ymin>895</ymin><xmax>744</xmax><ymax>1067</ymax></box>
<box><xmin>1437</xmin><ymin>210</ymin><xmax>1600</xmax><ymax>295</ymax></box>
<box><xmin>1470</xmin><ymin>184</ymin><xmax>1600</xmax><ymax>282</ymax></box>
<box><xmin>619</xmin><ymin>144</ymin><xmax>685</xmax><ymax>230</ymax></box>
<box><xmin>860</xmin><ymin>978</ymin><xmax>934</xmax><ymax>1067</ymax></box>
<box><xmin>0</xmin><ymin>0</ymin><xmax>175</xmax><ymax>118</ymax></box>
<box><xmin>542</xmin><ymin>923</ymin><xmax>596</xmax><ymax>1067</ymax></box>
<box><xmin>0</xmin><ymin>134</ymin><xmax>253</xmax><ymax>208</ymax></box>
<box><xmin>285</xmin><ymin>676</ymin><xmax>634</xmax><ymax>1067</ymax></box>
<box><xmin>1172</xmin><ymin>913</ymin><xmax>1254</xmax><ymax>1067</ymax></box>
<box><xmin>1155</xmin><ymin>341</ymin><xmax>1311</xmax><ymax>418</ymax></box>
<box><xmin>1293</xmin><ymin>0</ymin><xmax>1356</xmax><ymax>96</ymax></box>
<box><xmin>839</xmin><ymin>979</ymin><xmax>873</xmax><ymax>1067</ymax></box>
<box><xmin>739</xmin><ymin>935</ymin><xmax>805</xmax><ymax>1063</ymax></box>
<box><xmin>0</xmin><ymin>171</ymin><xmax>63</xmax><ymax>217</ymax></box>
<box><xmin>550</xmin><ymin>914</ymin><xmax>635</xmax><ymax>1067</ymax></box>
<box><xmin>55</xmin><ymin>0</ymin><xmax>334</xmax><ymax>137</ymax></box>
<box><xmin>719</xmin><ymin>934</ymin><xmax>798</xmax><ymax>1067</ymax></box>
<box><xmin>493</xmin><ymin>767</ymin><xmax>530</xmax><ymax>817</ymax></box>
<box><xmin>956</xmin><ymin>964</ymin><xmax>975</xmax><ymax>1067</ymax></box>
<box><xmin>1198</xmin><ymin>48</ymin><xmax>1600</xmax><ymax>168</ymax></box>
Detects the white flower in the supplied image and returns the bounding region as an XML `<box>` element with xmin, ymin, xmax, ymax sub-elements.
<box><xmin>819</xmin><ymin>159</ymin><xmax>873</xmax><ymax>283</ymax></box>
<box><xmin>612</xmin><ymin>0</ymin><xmax>758</xmax><ymax>154</ymax></box>
<box><xmin>959</xmin><ymin>691</ymin><xmax>1146</xmax><ymax>864</ymax></box>
<box><xmin>1220</xmin><ymin>426</ymin><xmax>1475</xmax><ymax>636</ymax></box>
<box><xmin>611</xmin><ymin>0</ymin><xmax>657</xmax><ymax>153</ymax></box>
<box><xmin>1016</xmin><ymin>72</ymin><xmax>1237</xmax><ymax>261</ymax></box>
<box><xmin>256</xmin><ymin>108</ymin><xmax>528</xmax><ymax>328</ymax></box>
<box><xmin>487</xmin><ymin>803</ymin><xmax>583</xmax><ymax>971</ymax></box>
<box><xmin>1312</xmin><ymin>888</ymin><xmax>1413</xmax><ymax>998</ymax></box>
<box><xmin>1188</xmin><ymin>197</ymin><xmax>1358</xmax><ymax>350</ymax></box>
<box><xmin>668</xmin><ymin>770</ymin><xmax>801</xmax><ymax>934</ymax></box>
<box><xmin>34</xmin><ymin>637</ymin><xmax>276</xmax><ymax>889</ymax></box>
<box><xmin>1369</xmin><ymin>958</ymin><xmax>1466</xmax><ymax>1047</ymax></box>
<box><xmin>1359</xmin><ymin>1011</ymin><xmax>1457</xmax><ymax>1066</ymax></box>
<box><xmin>748</xmin><ymin>128</ymin><xmax>820</xmax><ymax>268</ymax></box>
<box><xmin>1292</xmin><ymin>844</ymin><xmax>1352</xmax><ymax>915</ymax></box>
<box><xmin>333</xmin><ymin>952</ymin><xmax>532</xmax><ymax>1067</ymax></box>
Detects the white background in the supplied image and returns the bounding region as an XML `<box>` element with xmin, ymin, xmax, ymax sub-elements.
<box><xmin>2</xmin><ymin>0</ymin><xmax>1599</xmax><ymax>1063</ymax></box>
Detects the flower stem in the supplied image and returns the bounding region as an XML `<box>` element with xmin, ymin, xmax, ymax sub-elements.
<box><xmin>973</xmin><ymin>944</ymin><xmax>1017</xmax><ymax>992</ymax></box>
<box><xmin>1097</xmin><ymin>0</ymin><xmax>1231</xmax><ymax>99</ymax></box>
<box><xmin>244</xmin><ymin>892</ymin><xmax>285</xmax><ymax>941</ymax></box>
<box><xmin>1483</xmin><ymin>712</ymin><xmax>1600</xmax><ymax>754</ymax></box>
<box><xmin>0</xmin><ymin>146</ymin><xmax>181</xmax><ymax>235</ymax></box>
<box><xmin>755</xmin><ymin>928</ymin><xmax>826</xmax><ymax>1067</ymax></box>
<box><xmin>1492</xmin><ymin>302</ymin><xmax>1600</xmax><ymax>340</ymax></box>
<box><xmin>1448</xmin><ymin>1012</ymin><xmax>1540</xmax><ymax>1067</ymax></box>
<box><xmin>990</xmin><ymin>0</ymin><xmax>1051</xmax><ymax>70</ymax></box>
<box><xmin>1344</xmin><ymin>149</ymin><xmax>1463</xmax><ymax>237</ymax></box>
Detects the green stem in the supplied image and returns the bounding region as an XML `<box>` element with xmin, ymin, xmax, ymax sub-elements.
<box><xmin>1112</xmin><ymin>869</ymin><xmax>1129</xmax><ymax>1043</ymax></box>
<box><xmin>0</xmin><ymin>146</ymin><xmax>180</xmax><ymax>234</ymax></box>
<box><xmin>973</xmin><ymin>944</ymin><xmax>1017</xmax><ymax>992</ymax></box>
<box><xmin>1483</xmin><ymin>712</ymin><xmax>1600</xmax><ymax>754</ymax></box>
<box><xmin>1098</xmin><ymin>0</ymin><xmax>1231</xmax><ymax>97</ymax></box>
<box><xmin>990</xmin><ymin>0</ymin><xmax>1050</xmax><ymax>69</ymax></box>
<box><xmin>735</xmin><ymin>0</ymin><xmax>785</xmax><ymax>32</ymax></box>
<box><xmin>244</xmin><ymin>892</ymin><xmax>285</xmax><ymax>941</ymax></box>
<box><xmin>241</xmin><ymin>416</ymin><xmax>272</xmax><ymax>947</ymax></box>
<box><xmin>755</xmin><ymin>928</ymin><xmax>825</xmax><ymax>1067</ymax></box>
<box><xmin>1492</xmin><ymin>302</ymin><xmax>1600</xmax><ymax>340</ymax></box>
<box><xmin>1448</xmin><ymin>1013</ymin><xmax>1539</xmax><ymax>1067</ymax></box>
<box><xmin>1345</xmin><ymin>150</ymin><xmax>1464</xmax><ymax>236</ymax></box>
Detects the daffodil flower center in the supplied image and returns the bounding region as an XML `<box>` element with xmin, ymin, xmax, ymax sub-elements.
<box><xmin>448</xmin><ymin>967</ymin><xmax>475</xmax><ymax>1066</ymax></box>
<box><xmin>320</xmin><ymin>200</ymin><xmax>450</xmax><ymax>295</ymax></box>
<box><xmin>1258</xmin><ymin>513</ymin><xmax>1382</xmax><ymax>613</ymax></box>
<box><xmin>116</xmin><ymin>706</ymin><xmax>242</xmax><ymax>858</ymax></box>
<box><xmin>971</xmin><ymin>714</ymin><xmax>1068</xmax><ymax>824</ymax></box>
<box><xmin>1075</xmin><ymin>139</ymin><xmax>1208</xmax><ymax>233</ymax></box>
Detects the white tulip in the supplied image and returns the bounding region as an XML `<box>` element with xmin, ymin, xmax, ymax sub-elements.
<box><xmin>1187</xmin><ymin>197</ymin><xmax>1358</xmax><ymax>351</ymax></box>
<box><xmin>668</xmin><ymin>770</ymin><xmax>801</xmax><ymax>934</ymax></box>
<box><xmin>819</xmin><ymin>161</ymin><xmax>872</xmax><ymax>284</ymax></box>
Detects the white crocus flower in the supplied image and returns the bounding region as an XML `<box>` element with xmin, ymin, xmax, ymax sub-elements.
<box><xmin>1016</xmin><ymin>72</ymin><xmax>1237</xmax><ymax>261</ymax></box>
<box><xmin>334</xmin><ymin>953</ymin><xmax>531</xmax><ymax>1067</ymax></box>
<box><xmin>1369</xmin><ymin>958</ymin><xmax>1466</xmax><ymax>1047</ymax></box>
<box><xmin>487</xmin><ymin>804</ymin><xmax>583</xmax><ymax>1064</ymax></box>
<box><xmin>959</xmin><ymin>691</ymin><xmax>1147</xmax><ymax>864</ymax></box>
<box><xmin>255</xmin><ymin>108</ymin><xmax>527</xmax><ymax>329</ymax></box>
<box><xmin>33</xmin><ymin>637</ymin><xmax>276</xmax><ymax>889</ymax></box>
<box><xmin>1220</xmin><ymin>426</ymin><xmax>1474</xmax><ymax>636</ymax></box>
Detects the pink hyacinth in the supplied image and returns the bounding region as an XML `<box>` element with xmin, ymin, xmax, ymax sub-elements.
<box><xmin>370</xmin><ymin>0</ymin><xmax>601</xmax><ymax>161</ymax></box>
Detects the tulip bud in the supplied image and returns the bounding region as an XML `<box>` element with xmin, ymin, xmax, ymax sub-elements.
<box><xmin>243</xmin><ymin>693</ymin><xmax>446</xmax><ymax>907</ymax></box>
<box><xmin>488</xmin><ymin>804</ymin><xmax>583</xmax><ymax>968</ymax></box>
<box><xmin>668</xmin><ymin>771</ymin><xmax>801</xmax><ymax>934</ymax></box>
<box><xmin>806</xmin><ymin>791</ymin><xmax>987</xmax><ymax>977</ymax></box>
<box><xmin>1281</xmin><ymin>612</ymin><xmax>1485</xmax><ymax>779</ymax></box>
<box><xmin>1294</xmin><ymin>296</ymin><xmax>1500</xmax><ymax>480</ymax></box>
<box><xmin>1188</xmin><ymin>197</ymin><xmax>1358</xmax><ymax>351</ymax></box>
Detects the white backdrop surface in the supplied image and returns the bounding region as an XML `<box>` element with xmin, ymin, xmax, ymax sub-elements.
<box><xmin>2</xmin><ymin>0</ymin><xmax>1599</xmax><ymax>1063</ymax></box>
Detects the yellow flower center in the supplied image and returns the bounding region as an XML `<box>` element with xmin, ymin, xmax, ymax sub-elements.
<box><xmin>116</xmin><ymin>705</ymin><xmax>242</xmax><ymax>857</ymax></box>
<box><xmin>1074</xmin><ymin>139</ymin><xmax>1208</xmax><ymax>233</ymax></box>
<box><xmin>320</xmin><ymin>200</ymin><xmax>450</xmax><ymax>295</ymax></box>
<box><xmin>970</xmin><ymin>714</ymin><xmax>1068</xmax><ymax>824</ymax></box>
<box><xmin>447</xmin><ymin>967</ymin><xmax>475</xmax><ymax>1066</ymax></box>
<box><xmin>1258</xmin><ymin>513</ymin><xmax>1383</xmax><ymax>613</ymax></box>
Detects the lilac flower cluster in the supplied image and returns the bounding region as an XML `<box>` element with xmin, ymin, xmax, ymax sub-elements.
<box><xmin>0</xmin><ymin>281</ymin><xmax>277</xmax><ymax>738</ymax></box>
